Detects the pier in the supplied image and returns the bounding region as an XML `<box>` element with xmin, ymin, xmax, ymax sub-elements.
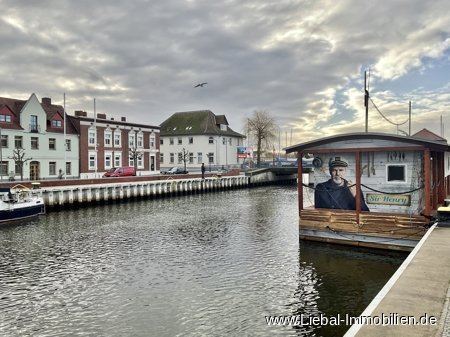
<box><xmin>345</xmin><ymin>223</ymin><xmax>450</xmax><ymax>336</ymax></box>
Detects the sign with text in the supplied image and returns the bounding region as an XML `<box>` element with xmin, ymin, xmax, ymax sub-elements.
<box><xmin>366</xmin><ymin>193</ymin><xmax>411</xmax><ymax>206</ymax></box>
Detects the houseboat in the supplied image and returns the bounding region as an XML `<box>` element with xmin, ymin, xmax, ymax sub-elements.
<box><xmin>285</xmin><ymin>130</ymin><xmax>450</xmax><ymax>251</ymax></box>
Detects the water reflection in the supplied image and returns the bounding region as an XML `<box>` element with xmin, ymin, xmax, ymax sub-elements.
<box><xmin>0</xmin><ymin>187</ymin><xmax>405</xmax><ymax>337</ymax></box>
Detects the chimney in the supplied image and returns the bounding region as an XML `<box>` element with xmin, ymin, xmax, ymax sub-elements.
<box><xmin>75</xmin><ymin>110</ymin><xmax>87</xmax><ymax>117</ymax></box>
<box><xmin>121</xmin><ymin>117</ymin><xmax>126</xmax><ymax>122</ymax></box>
<box><xmin>42</xmin><ymin>97</ymin><xmax>51</xmax><ymax>105</ymax></box>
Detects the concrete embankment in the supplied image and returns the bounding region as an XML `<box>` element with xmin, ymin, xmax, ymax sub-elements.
<box><xmin>37</xmin><ymin>175</ymin><xmax>249</xmax><ymax>208</ymax></box>
<box><xmin>345</xmin><ymin>223</ymin><xmax>450</xmax><ymax>337</ymax></box>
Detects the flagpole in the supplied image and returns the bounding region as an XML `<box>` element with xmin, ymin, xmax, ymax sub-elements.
<box><xmin>63</xmin><ymin>93</ymin><xmax>67</xmax><ymax>180</ymax></box>
<box><xmin>94</xmin><ymin>98</ymin><xmax>97</xmax><ymax>178</ymax></box>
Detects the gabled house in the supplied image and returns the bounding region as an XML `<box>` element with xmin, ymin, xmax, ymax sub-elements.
<box><xmin>0</xmin><ymin>94</ymin><xmax>79</xmax><ymax>180</ymax></box>
<box><xmin>159</xmin><ymin>110</ymin><xmax>245</xmax><ymax>170</ymax></box>
<box><xmin>68</xmin><ymin>111</ymin><xmax>160</xmax><ymax>178</ymax></box>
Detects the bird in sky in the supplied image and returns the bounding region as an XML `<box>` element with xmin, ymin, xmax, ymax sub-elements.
<box><xmin>194</xmin><ymin>82</ymin><xmax>207</xmax><ymax>88</ymax></box>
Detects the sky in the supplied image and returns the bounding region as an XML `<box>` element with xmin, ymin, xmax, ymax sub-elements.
<box><xmin>1</xmin><ymin>0</ymin><xmax>450</xmax><ymax>147</ymax></box>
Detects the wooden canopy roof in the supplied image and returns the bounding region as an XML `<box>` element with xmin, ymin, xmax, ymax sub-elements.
<box><xmin>285</xmin><ymin>132</ymin><xmax>450</xmax><ymax>153</ymax></box>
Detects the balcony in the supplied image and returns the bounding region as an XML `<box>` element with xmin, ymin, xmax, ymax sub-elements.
<box><xmin>29</xmin><ymin>124</ymin><xmax>41</xmax><ymax>133</ymax></box>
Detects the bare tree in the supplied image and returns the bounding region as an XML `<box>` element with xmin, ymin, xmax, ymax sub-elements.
<box><xmin>129</xmin><ymin>147</ymin><xmax>143</xmax><ymax>172</ymax></box>
<box><xmin>8</xmin><ymin>148</ymin><xmax>32</xmax><ymax>181</ymax></box>
<box><xmin>178</xmin><ymin>148</ymin><xmax>190</xmax><ymax>172</ymax></box>
<box><xmin>247</xmin><ymin>110</ymin><xmax>277</xmax><ymax>167</ymax></box>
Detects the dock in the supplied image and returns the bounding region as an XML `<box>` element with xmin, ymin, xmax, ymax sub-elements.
<box><xmin>345</xmin><ymin>223</ymin><xmax>450</xmax><ymax>336</ymax></box>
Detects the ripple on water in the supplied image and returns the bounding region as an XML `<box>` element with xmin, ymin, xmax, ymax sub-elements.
<box><xmin>0</xmin><ymin>187</ymin><xmax>404</xmax><ymax>337</ymax></box>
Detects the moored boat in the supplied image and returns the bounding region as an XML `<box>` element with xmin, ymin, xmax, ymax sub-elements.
<box><xmin>0</xmin><ymin>184</ymin><xmax>45</xmax><ymax>224</ymax></box>
<box><xmin>285</xmin><ymin>130</ymin><xmax>450</xmax><ymax>251</ymax></box>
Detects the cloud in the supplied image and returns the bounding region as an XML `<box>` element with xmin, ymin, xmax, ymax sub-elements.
<box><xmin>1</xmin><ymin>0</ymin><xmax>450</xmax><ymax>145</ymax></box>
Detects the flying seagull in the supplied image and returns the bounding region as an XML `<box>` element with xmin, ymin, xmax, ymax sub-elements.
<box><xmin>194</xmin><ymin>82</ymin><xmax>207</xmax><ymax>88</ymax></box>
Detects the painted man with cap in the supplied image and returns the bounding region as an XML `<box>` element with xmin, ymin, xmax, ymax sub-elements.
<box><xmin>314</xmin><ymin>157</ymin><xmax>369</xmax><ymax>211</ymax></box>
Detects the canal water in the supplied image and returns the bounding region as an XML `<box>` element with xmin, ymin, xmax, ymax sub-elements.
<box><xmin>0</xmin><ymin>186</ymin><xmax>406</xmax><ymax>337</ymax></box>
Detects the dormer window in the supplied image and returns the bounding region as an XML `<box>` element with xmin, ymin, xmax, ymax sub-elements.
<box><xmin>51</xmin><ymin>120</ymin><xmax>62</xmax><ymax>128</ymax></box>
<box><xmin>220</xmin><ymin>124</ymin><xmax>227</xmax><ymax>131</ymax></box>
<box><xmin>0</xmin><ymin>114</ymin><xmax>12</xmax><ymax>123</ymax></box>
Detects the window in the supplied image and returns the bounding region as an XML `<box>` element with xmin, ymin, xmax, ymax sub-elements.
<box><xmin>89</xmin><ymin>152</ymin><xmax>96</xmax><ymax>170</ymax></box>
<box><xmin>137</xmin><ymin>155</ymin><xmax>143</xmax><ymax>168</ymax></box>
<box><xmin>160</xmin><ymin>138</ymin><xmax>164</xmax><ymax>145</ymax></box>
<box><xmin>160</xmin><ymin>153</ymin><xmax>164</xmax><ymax>163</ymax></box>
<box><xmin>1</xmin><ymin>135</ymin><xmax>8</xmax><ymax>148</ymax></box>
<box><xmin>137</xmin><ymin>133</ymin><xmax>143</xmax><ymax>148</ymax></box>
<box><xmin>228</xmin><ymin>138</ymin><xmax>232</xmax><ymax>145</ymax></box>
<box><xmin>114</xmin><ymin>153</ymin><xmax>121</xmax><ymax>167</ymax></box>
<box><xmin>178</xmin><ymin>137</ymin><xmax>182</xmax><ymax>145</ymax></box>
<box><xmin>104</xmin><ymin>129</ymin><xmax>112</xmax><ymax>147</ymax></box>
<box><xmin>89</xmin><ymin>129</ymin><xmax>96</xmax><ymax>146</ymax></box>
<box><xmin>169</xmin><ymin>138</ymin><xmax>174</xmax><ymax>145</ymax></box>
<box><xmin>66</xmin><ymin>162</ymin><xmax>72</xmax><ymax>175</ymax></box>
<box><xmin>51</xmin><ymin>120</ymin><xmax>62</xmax><ymax>128</ymax></box>
<box><xmin>114</xmin><ymin>131</ymin><xmax>121</xmax><ymax>147</ymax></box>
<box><xmin>14</xmin><ymin>136</ymin><xmax>22</xmax><ymax>149</ymax></box>
<box><xmin>177</xmin><ymin>153</ymin><xmax>182</xmax><ymax>164</ymax></box>
<box><xmin>0</xmin><ymin>114</ymin><xmax>11</xmax><ymax>123</ymax></box>
<box><xmin>387</xmin><ymin>164</ymin><xmax>406</xmax><ymax>182</ymax></box>
<box><xmin>170</xmin><ymin>153</ymin><xmax>174</xmax><ymax>164</ymax></box>
<box><xmin>129</xmin><ymin>133</ymin><xmax>135</xmax><ymax>147</ymax></box>
<box><xmin>31</xmin><ymin>137</ymin><xmax>39</xmax><ymax>150</ymax></box>
<box><xmin>15</xmin><ymin>162</ymin><xmax>21</xmax><ymax>175</ymax></box>
<box><xmin>30</xmin><ymin>115</ymin><xmax>39</xmax><ymax>132</ymax></box>
<box><xmin>208</xmin><ymin>153</ymin><xmax>214</xmax><ymax>164</ymax></box>
<box><xmin>209</xmin><ymin>137</ymin><xmax>214</xmax><ymax>144</ymax></box>
<box><xmin>0</xmin><ymin>161</ymin><xmax>8</xmax><ymax>176</ymax></box>
<box><xmin>65</xmin><ymin>139</ymin><xmax>71</xmax><ymax>151</ymax></box>
<box><xmin>189</xmin><ymin>137</ymin><xmax>193</xmax><ymax>144</ymax></box>
<box><xmin>150</xmin><ymin>135</ymin><xmax>155</xmax><ymax>148</ymax></box>
<box><xmin>105</xmin><ymin>153</ymin><xmax>112</xmax><ymax>169</ymax></box>
<box><xmin>222</xmin><ymin>137</ymin><xmax>226</xmax><ymax>145</ymax></box>
<box><xmin>197</xmin><ymin>152</ymin><xmax>202</xmax><ymax>164</ymax></box>
<box><xmin>49</xmin><ymin>162</ymin><xmax>56</xmax><ymax>175</ymax></box>
<box><xmin>189</xmin><ymin>152</ymin><xmax>194</xmax><ymax>164</ymax></box>
<box><xmin>49</xmin><ymin>138</ymin><xmax>56</xmax><ymax>150</ymax></box>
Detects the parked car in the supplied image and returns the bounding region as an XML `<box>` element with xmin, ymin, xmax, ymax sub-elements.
<box><xmin>103</xmin><ymin>166</ymin><xmax>136</xmax><ymax>177</ymax></box>
<box><xmin>162</xmin><ymin>167</ymin><xmax>189</xmax><ymax>175</ymax></box>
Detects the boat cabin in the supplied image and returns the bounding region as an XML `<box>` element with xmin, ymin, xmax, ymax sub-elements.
<box><xmin>285</xmin><ymin>131</ymin><xmax>450</xmax><ymax>251</ymax></box>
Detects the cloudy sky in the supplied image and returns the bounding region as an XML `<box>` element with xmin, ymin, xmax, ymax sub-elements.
<box><xmin>1</xmin><ymin>0</ymin><xmax>450</xmax><ymax>146</ymax></box>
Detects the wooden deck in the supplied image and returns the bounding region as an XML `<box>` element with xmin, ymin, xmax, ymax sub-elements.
<box><xmin>299</xmin><ymin>209</ymin><xmax>429</xmax><ymax>250</ymax></box>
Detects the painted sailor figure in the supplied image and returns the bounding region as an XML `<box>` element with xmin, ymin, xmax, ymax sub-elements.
<box><xmin>314</xmin><ymin>157</ymin><xmax>369</xmax><ymax>211</ymax></box>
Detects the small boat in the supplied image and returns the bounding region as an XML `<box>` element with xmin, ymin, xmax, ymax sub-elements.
<box><xmin>0</xmin><ymin>184</ymin><xmax>45</xmax><ymax>224</ymax></box>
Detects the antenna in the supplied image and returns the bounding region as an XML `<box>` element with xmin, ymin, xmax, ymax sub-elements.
<box><xmin>364</xmin><ymin>69</ymin><xmax>370</xmax><ymax>132</ymax></box>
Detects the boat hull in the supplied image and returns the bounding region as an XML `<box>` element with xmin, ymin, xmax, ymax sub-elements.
<box><xmin>0</xmin><ymin>203</ymin><xmax>45</xmax><ymax>224</ymax></box>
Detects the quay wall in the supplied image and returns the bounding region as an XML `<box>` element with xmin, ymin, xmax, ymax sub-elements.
<box><xmin>35</xmin><ymin>175</ymin><xmax>250</xmax><ymax>208</ymax></box>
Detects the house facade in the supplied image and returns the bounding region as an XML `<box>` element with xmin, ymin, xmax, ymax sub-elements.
<box><xmin>0</xmin><ymin>94</ymin><xmax>79</xmax><ymax>180</ymax></box>
<box><xmin>68</xmin><ymin>111</ymin><xmax>160</xmax><ymax>178</ymax></box>
<box><xmin>159</xmin><ymin>110</ymin><xmax>246</xmax><ymax>170</ymax></box>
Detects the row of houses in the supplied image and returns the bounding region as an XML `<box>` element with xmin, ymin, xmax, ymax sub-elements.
<box><xmin>0</xmin><ymin>93</ymin><xmax>246</xmax><ymax>181</ymax></box>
